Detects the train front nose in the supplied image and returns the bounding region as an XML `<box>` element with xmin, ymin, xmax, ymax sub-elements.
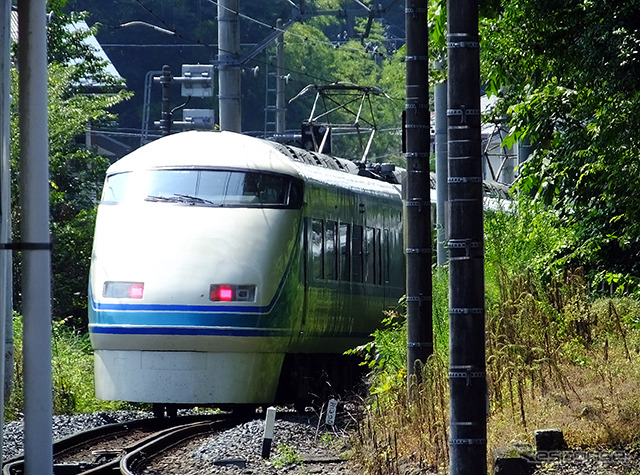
<box><xmin>89</xmin><ymin>206</ymin><xmax>302</xmax><ymax>404</ymax></box>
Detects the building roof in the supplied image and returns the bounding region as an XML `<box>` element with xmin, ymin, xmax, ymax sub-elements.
<box><xmin>10</xmin><ymin>10</ymin><xmax>122</xmax><ymax>82</ymax></box>
<box><xmin>69</xmin><ymin>19</ymin><xmax>122</xmax><ymax>81</ymax></box>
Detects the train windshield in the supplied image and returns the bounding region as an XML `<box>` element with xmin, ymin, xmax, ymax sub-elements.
<box><xmin>101</xmin><ymin>169</ymin><xmax>303</xmax><ymax>209</ymax></box>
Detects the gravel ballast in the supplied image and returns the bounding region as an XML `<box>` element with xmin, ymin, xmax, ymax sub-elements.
<box><xmin>4</xmin><ymin>410</ymin><xmax>640</xmax><ymax>474</ymax></box>
<box><xmin>1</xmin><ymin>410</ymin><xmax>361</xmax><ymax>474</ymax></box>
<box><xmin>2</xmin><ymin>410</ymin><xmax>153</xmax><ymax>462</ymax></box>
<box><xmin>145</xmin><ymin>412</ymin><xmax>359</xmax><ymax>474</ymax></box>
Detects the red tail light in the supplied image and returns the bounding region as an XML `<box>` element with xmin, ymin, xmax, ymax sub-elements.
<box><xmin>211</xmin><ymin>284</ymin><xmax>234</xmax><ymax>302</ymax></box>
<box><xmin>209</xmin><ymin>284</ymin><xmax>256</xmax><ymax>302</ymax></box>
<box><xmin>128</xmin><ymin>283</ymin><xmax>144</xmax><ymax>299</ymax></box>
<box><xmin>103</xmin><ymin>281</ymin><xmax>144</xmax><ymax>299</ymax></box>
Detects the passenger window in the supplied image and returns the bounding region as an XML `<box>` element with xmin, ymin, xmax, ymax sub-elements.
<box><xmin>352</xmin><ymin>225</ymin><xmax>363</xmax><ymax>283</ymax></box>
<box><xmin>383</xmin><ymin>229</ymin><xmax>389</xmax><ymax>284</ymax></box>
<box><xmin>325</xmin><ymin>221</ymin><xmax>338</xmax><ymax>280</ymax></box>
<box><xmin>311</xmin><ymin>219</ymin><xmax>324</xmax><ymax>279</ymax></box>
<box><xmin>339</xmin><ymin>223</ymin><xmax>350</xmax><ymax>281</ymax></box>
<box><xmin>375</xmin><ymin>228</ymin><xmax>382</xmax><ymax>285</ymax></box>
<box><xmin>364</xmin><ymin>227</ymin><xmax>375</xmax><ymax>284</ymax></box>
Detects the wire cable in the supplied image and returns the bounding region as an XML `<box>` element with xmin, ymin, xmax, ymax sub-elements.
<box><xmin>123</xmin><ymin>1</ymin><xmax>406</xmax><ymax>102</ymax></box>
<box><xmin>132</xmin><ymin>0</ymin><xmax>392</xmax><ymax>60</ymax></box>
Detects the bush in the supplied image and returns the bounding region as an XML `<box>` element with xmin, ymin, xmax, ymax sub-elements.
<box><xmin>351</xmin><ymin>198</ymin><xmax>640</xmax><ymax>473</ymax></box>
<box><xmin>5</xmin><ymin>314</ymin><xmax>131</xmax><ymax>420</ymax></box>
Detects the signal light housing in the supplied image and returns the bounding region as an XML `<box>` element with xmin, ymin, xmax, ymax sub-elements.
<box><xmin>103</xmin><ymin>281</ymin><xmax>144</xmax><ymax>299</ymax></box>
<box><xmin>210</xmin><ymin>284</ymin><xmax>256</xmax><ymax>302</ymax></box>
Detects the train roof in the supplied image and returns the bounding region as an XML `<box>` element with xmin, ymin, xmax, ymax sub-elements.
<box><xmin>107</xmin><ymin>130</ymin><xmax>405</xmax><ymax>188</ymax></box>
<box><xmin>107</xmin><ymin>131</ymin><xmax>301</xmax><ymax>176</ymax></box>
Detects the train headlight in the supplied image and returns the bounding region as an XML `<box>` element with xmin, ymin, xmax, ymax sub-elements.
<box><xmin>210</xmin><ymin>284</ymin><xmax>256</xmax><ymax>302</ymax></box>
<box><xmin>103</xmin><ymin>281</ymin><xmax>144</xmax><ymax>299</ymax></box>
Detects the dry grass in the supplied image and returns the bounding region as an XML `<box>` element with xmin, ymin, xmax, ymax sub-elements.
<box><xmin>353</xmin><ymin>355</ymin><xmax>450</xmax><ymax>474</ymax></box>
<box><xmin>350</xmin><ymin>292</ymin><xmax>640</xmax><ymax>474</ymax></box>
<box><xmin>488</xmin><ymin>337</ymin><xmax>640</xmax><ymax>451</ymax></box>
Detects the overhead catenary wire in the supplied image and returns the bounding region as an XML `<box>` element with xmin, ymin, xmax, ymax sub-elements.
<box><xmin>122</xmin><ymin>0</ymin><xmax>406</xmax><ymax>137</ymax></box>
<box><xmin>97</xmin><ymin>24</ymin><xmax>406</xmax><ymax>103</ymax></box>
<box><xmin>122</xmin><ymin>0</ymin><xmax>404</xmax><ymax>109</ymax></box>
<box><xmin>131</xmin><ymin>0</ymin><xmax>393</xmax><ymax>61</ymax></box>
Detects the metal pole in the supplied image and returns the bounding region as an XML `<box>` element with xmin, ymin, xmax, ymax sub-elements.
<box><xmin>159</xmin><ymin>65</ymin><xmax>172</xmax><ymax>136</ymax></box>
<box><xmin>446</xmin><ymin>0</ymin><xmax>487</xmax><ymax>473</ymax></box>
<box><xmin>18</xmin><ymin>1</ymin><xmax>54</xmax><ymax>474</ymax></box>
<box><xmin>275</xmin><ymin>18</ymin><xmax>286</xmax><ymax>135</ymax></box>
<box><xmin>0</xmin><ymin>0</ymin><xmax>13</xmax><ymax>459</ymax></box>
<box><xmin>404</xmin><ymin>0</ymin><xmax>432</xmax><ymax>381</ymax></box>
<box><xmin>217</xmin><ymin>0</ymin><xmax>242</xmax><ymax>132</ymax></box>
<box><xmin>435</xmin><ymin>73</ymin><xmax>448</xmax><ymax>267</ymax></box>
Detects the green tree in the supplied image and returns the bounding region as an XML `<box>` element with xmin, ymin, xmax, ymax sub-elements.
<box><xmin>285</xmin><ymin>18</ymin><xmax>404</xmax><ymax>162</ymax></box>
<box><xmin>480</xmin><ymin>0</ymin><xmax>640</xmax><ymax>279</ymax></box>
<box><xmin>11</xmin><ymin>3</ymin><xmax>131</xmax><ymax>328</ymax></box>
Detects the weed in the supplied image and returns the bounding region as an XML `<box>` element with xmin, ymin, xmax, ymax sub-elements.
<box><xmin>321</xmin><ymin>432</ymin><xmax>334</xmax><ymax>445</ymax></box>
<box><xmin>5</xmin><ymin>314</ymin><xmax>133</xmax><ymax>420</ymax></box>
<box><xmin>350</xmin><ymin>201</ymin><xmax>640</xmax><ymax>474</ymax></box>
<box><xmin>270</xmin><ymin>444</ymin><xmax>303</xmax><ymax>468</ymax></box>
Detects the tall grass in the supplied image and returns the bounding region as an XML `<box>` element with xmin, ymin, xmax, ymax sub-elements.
<box><xmin>5</xmin><ymin>314</ymin><xmax>131</xmax><ymax>420</ymax></box>
<box><xmin>351</xmin><ymin>199</ymin><xmax>640</xmax><ymax>473</ymax></box>
<box><xmin>350</xmin><ymin>270</ymin><xmax>451</xmax><ymax>473</ymax></box>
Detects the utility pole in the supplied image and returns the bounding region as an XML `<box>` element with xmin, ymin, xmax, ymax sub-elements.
<box><xmin>18</xmin><ymin>1</ymin><xmax>54</xmax><ymax>474</ymax></box>
<box><xmin>0</xmin><ymin>0</ymin><xmax>11</xmax><ymax>458</ymax></box>
<box><xmin>434</xmin><ymin>66</ymin><xmax>448</xmax><ymax>267</ymax></box>
<box><xmin>159</xmin><ymin>65</ymin><xmax>172</xmax><ymax>136</ymax></box>
<box><xmin>217</xmin><ymin>0</ymin><xmax>242</xmax><ymax>132</ymax></box>
<box><xmin>275</xmin><ymin>18</ymin><xmax>286</xmax><ymax>135</ymax></box>
<box><xmin>446</xmin><ymin>0</ymin><xmax>487</xmax><ymax>474</ymax></box>
<box><xmin>404</xmin><ymin>0</ymin><xmax>432</xmax><ymax>381</ymax></box>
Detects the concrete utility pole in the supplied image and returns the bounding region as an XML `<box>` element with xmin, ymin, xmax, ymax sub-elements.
<box><xmin>404</xmin><ymin>0</ymin><xmax>433</xmax><ymax>380</ymax></box>
<box><xmin>0</xmin><ymin>0</ymin><xmax>12</xmax><ymax>459</ymax></box>
<box><xmin>434</xmin><ymin>71</ymin><xmax>448</xmax><ymax>267</ymax></box>
<box><xmin>217</xmin><ymin>0</ymin><xmax>242</xmax><ymax>132</ymax></box>
<box><xmin>18</xmin><ymin>1</ymin><xmax>54</xmax><ymax>474</ymax></box>
<box><xmin>446</xmin><ymin>0</ymin><xmax>487</xmax><ymax>474</ymax></box>
<box><xmin>159</xmin><ymin>65</ymin><xmax>172</xmax><ymax>135</ymax></box>
<box><xmin>275</xmin><ymin>18</ymin><xmax>286</xmax><ymax>135</ymax></box>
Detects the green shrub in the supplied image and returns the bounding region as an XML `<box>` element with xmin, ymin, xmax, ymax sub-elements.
<box><xmin>353</xmin><ymin>197</ymin><xmax>640</xmax><ymax>472</ymax></box>
<box><xmin>5</xmin><ymin>314</ymin><xmax>131</xmax><ymax>420</ymax></box>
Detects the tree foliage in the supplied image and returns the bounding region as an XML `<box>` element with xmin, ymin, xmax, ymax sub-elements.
<box><xmin>480</xmin><ymin>0</ymin><xmax>640</xmax><ymax>278</ymax></box>
<box><xmin>11</xmin><ymin>2</ymin><xmax>131</xmax><ymax>327</ymax></box>
<box><xmin>284</xmin><ymin>18</ymin><xmax>405</xmax><ymax>162</ymax></box>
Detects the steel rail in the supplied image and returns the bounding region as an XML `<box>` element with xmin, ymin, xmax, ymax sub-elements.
<box><xmin>1</xmin><ymin>415</ymin><xmax>233</xmax><ymax>475</ymax></box>
<box><xmin>120</xmin><ymin>418</ymin><xmax>238</xmax><ymax>475</ymax></box>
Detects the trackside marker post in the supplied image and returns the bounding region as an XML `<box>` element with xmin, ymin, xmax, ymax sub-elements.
<box><xmin>325</xmin><ymin>398</ymin><xmax>338</xmax><ymax>426</ymax></box>
<box><xmin>262</xmin><ymin>406</ymin><xmax>276</xmax><ymax>458</ymax></box>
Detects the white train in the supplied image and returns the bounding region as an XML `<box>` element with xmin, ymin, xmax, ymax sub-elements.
<box><xmin>88</xmin><ymin>130</ymin><xmax>405</xmax><ymax>413</ymax></box>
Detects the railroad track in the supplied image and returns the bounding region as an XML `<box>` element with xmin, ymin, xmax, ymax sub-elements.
<box><xmin>2</xmin><ymin>414</ymin><xmax>244</xmax><ymax>475</ymax></box>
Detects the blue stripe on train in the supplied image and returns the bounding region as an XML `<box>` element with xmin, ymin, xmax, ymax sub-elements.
<box><xmin>89</xmin><ymin>324</ymin><xmax>292</xmax><ymax>337</ymax></box>
<box><xmin>89</xmin><ymin>323</ymin><xmax>371</xmax><ymax>339</ymax></box>
<box><xmin>89</xmin><ymin>308</ymin><xmax>270</xmax><ymax>327</ymax></box>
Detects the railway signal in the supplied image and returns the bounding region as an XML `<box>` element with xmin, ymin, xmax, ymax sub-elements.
<box><xmin>154</xmin><ymin>64</ymin><xmax>216</xmax><ymax>135</ymax></box>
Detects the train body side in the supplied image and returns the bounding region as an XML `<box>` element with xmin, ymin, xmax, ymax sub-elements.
<box><xmin>292</xmin><ymin>165</ymin><xmax>404</xmax><ymax>354</ymax></box>
<box><xmin>88</xmin><ymin>130</ymin><xmax>404</xmax><ymax>406</ymax></box>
